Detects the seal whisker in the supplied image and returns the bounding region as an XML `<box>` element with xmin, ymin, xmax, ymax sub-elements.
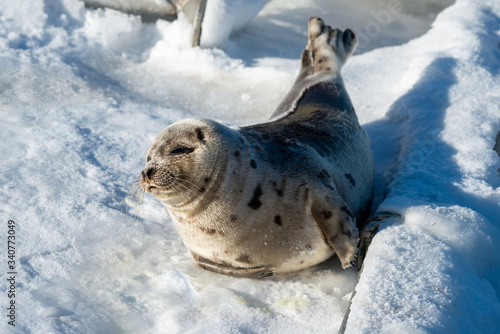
<box><xmin>175</xmin><ymin>180</ymin><xmax>199</xmax><ymax>194</ymax></box>
<box><xmin>177</xmin><ymin>176</ymin><xmax>204</xmax><ymax>193</ymax></box>
<box><xmin>125</xmin><ymin>180</ymin><xmax>141</xmax><ymax>205</ymax></box>
<box><xmin>124</xmin><ymin>179</ymin><xmax>146</xmax><ymax>222</ymax></box>
<box><xmin>171</xmin><ymin>182</ymin><xmax>194</xmax><ymax>203</ymax></box>
<box><xmin>136</xmin><ymin>188</ymin><xmax>147</xmax><ymax>219</ymax></box>
<box><xmin>126</xmin><ymin>183</ymin><xmax>141</xmax><ymax>196</ymax></box>
<box><xmin>173</xmin><ymin>180</ymin><xmax>200</xmax><ymax>200</ymax></box>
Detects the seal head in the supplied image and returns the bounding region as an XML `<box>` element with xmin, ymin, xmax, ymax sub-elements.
<box><xmin>142</xmin><ymin>118</ymin><xmax>232</xmax><ymax>208</ymax></box>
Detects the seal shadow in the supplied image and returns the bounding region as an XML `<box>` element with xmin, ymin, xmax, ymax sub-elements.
<box><xmin>363</xmin><ymin>56</ymin><xmax>459</xmax><ymax>213</ymax></box>
<box><xmin>362</xmin><ymin>55</ymin><xmax>500</xmax><ymax>309</ymax></box>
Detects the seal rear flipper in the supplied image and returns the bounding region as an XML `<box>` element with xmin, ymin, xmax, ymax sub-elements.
<box><xmin>307</xmin><ymin>17</ymin><xmax>358</xmax><ymax>70</ymax></box>
<box><xmin>271</xmin><ymin>49</ymin><xmax>314</xmax><ymax>118</ymax></box>
<box><xmin>270</xmin><ymin>17</ymin><xmax>357</xmax><ymax>121</ymax></box>
<box><xmin>190</xmin><ymin>252</ymin><xmax>275</xmax><ymax>278</ymax></box>
<box><xmin>309</xmin><ymin>189</ymin><xmax>359</xmax><ymax>269</ymax></box>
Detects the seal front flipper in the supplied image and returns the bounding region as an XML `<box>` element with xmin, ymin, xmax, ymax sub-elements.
<box><xmin>309</xmin><ymin>188</ymin><xmax>359</xmax><ymax>269</ymax></box>
<box><xmin>190</xmin><ymin>252</ymin><xmax>275</xmax><ymax>278</ymax></box>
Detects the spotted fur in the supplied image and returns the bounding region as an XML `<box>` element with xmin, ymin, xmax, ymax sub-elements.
<box><xmin>140</xmin><ymin>17</ymin><xmax>374</xmax><ymax>277</ymax></box>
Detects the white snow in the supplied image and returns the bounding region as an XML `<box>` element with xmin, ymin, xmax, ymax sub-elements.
<box><xmin>0</xmin><ymin>0</ymin><xmax>499</xmax><ymax>333</ymax></box>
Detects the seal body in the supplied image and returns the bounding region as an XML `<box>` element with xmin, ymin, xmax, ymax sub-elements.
<box><xmin>140</xmin><ymin>17</ymin><xmax>374</xmax><ymax>277</ymax></box>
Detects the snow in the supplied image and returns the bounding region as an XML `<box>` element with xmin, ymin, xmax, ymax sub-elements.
<box><xmin>0</xmin><ymin>0</ymin><xmax>499</xmax><ymax>333</ymax></box>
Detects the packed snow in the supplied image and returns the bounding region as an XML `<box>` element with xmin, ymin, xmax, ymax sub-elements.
<box><xmin>0</xmin><ymin>0</ymin><xmax>499</xmax><ymax>333</ymax></box>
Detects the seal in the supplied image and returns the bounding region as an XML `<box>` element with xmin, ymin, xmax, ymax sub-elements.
<box><xmin>139</xmin><ymin>17</ymin><xmax>374</xmax><ymax>278</ymax></box>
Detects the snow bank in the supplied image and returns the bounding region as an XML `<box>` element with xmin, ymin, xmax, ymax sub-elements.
<box><xmin>200</xmin><ymin>0</ymin><xmax>270</xmax><ymax>48</ymax></box>
<box><xmin>0</xmin><ymin>0</ymin><xmax>499</xmax><ymax>333</ymax></box>
<box><xmin>344</xmin><ymin>0</ymin><xmax>500</xmax><ymax>332</ymax></box>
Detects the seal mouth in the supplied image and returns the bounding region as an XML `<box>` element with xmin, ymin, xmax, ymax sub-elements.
<box><xmin>144</xmin><ymin>183</ymin><xmax>174</xmax><ymax>195</ymax></box>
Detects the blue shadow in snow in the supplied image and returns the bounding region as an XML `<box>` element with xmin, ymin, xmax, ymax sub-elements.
<box><xmin>364</xmin><ymin>55</ymin><xmax>500</xmax><ymax>307</ymax></box>
<box><xmin>363</xmin><ymin>57</ymin><xmax>459</xmax><ymax>210</ymax></box>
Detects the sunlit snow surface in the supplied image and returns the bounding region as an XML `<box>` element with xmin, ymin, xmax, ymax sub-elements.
<box><xmin>0</xmin><ymin>0</ymin><xmax>499</xmax><ymax>333</ymax></box>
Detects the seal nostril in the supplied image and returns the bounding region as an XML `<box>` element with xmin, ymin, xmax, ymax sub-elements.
<box><xmin>142</xmin><ymin>168</ymin><xmax>154</xmax><ymax>179</ymax></box>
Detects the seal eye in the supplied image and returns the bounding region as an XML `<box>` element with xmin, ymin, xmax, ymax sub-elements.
<box><xmin>146</xmin><ymin>156</ymin><xmax>151</xmax><ymax>162</ymax></box>
<box><xmin>169</xmin><ymin>146</ymin><xmax>194</xmax><ymax>155</ymax></box>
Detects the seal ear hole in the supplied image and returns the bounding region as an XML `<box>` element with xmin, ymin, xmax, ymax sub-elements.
<box><xmin>196</xmin><ymin>129</ymin><xmax>205</xmax><ymax>141</ymax></box>
<box><xmin>169</xmin><ymin>146</ymin><xmax>194</xmax><ymax>155</ymax></box>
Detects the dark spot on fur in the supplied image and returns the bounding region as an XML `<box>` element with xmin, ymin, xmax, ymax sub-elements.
<box><xmin>344</xmin><ymin>173</ymin><xmax>356</xmax><ymax>187</ymax></box>
<box><xmin>317</xmin><ymin>170</ymin><xmax>334</xmax><ymax>190</ymax></box>
<box><xmin>321</xmin><ymin>211</ymin><xmax>333</xmax><ymax>220</ymax></box>
<box><xmin>248</xmin><ymin>184</ymin><xmax>263</xmax><ymax>209</ymax></box>
<box><xmin>300</xmin><ymin>261</ymin><xmax>304</xmax><ymax>264</ymax></box>
<box><xmin>274</xmin><ymin>215</ymin><xmax>282</xmax><ymax>226</ymax></box>
<box><xmin>294</xmin><ymin>183</ymin><xmax>307</xmax><ymax>198</ymax></box>
<box><xmin>317</xmin><ymin>170</ymin><xmax>330</xmax><ymax>180</ymax></box>
<box><xmin>326</xmin><ymin>67</ymin><xmax>331</xmax><ymax>71</ymax></box>
<box><xmin>342</xmin><ymin>229</ymin><xmax>354</xmax><ymax>240</ymax></box>
<box><xmin>341</xmin><ymin>224</ymin><xmax>354</xmax><ymax>239</ymax></box>
<box><xmin>200</xmin><ymin>187</ymin><xmax>205</xmax><ymax>193</ymax></box>
<box><xmin>236</xmin><ymin>254</ymin><xmax>252</xmax><ymax>264</ymax></box>
<box><xmin>305</xmin><ymin>244</ymin><xmax>313</xmax><ymax>251</ymax></box>
<box><xmin>250</xmin><ymin>159</ymin><xmax>257</xmax><ymax>169</ymax></box>
<box><xmin>270</xmin><ymin>181</ymin><xmax>284</xmax><ymax>197</ymax></box>
<box><xmin>234</xmin><ymin>151</ymin><xmax>240</xmax><ymax>157</ymax></box>
<box><xmin>230</xmin><ymin>215</ymin><xmax>238</xmax><ymax>222</ymax></box>
<box><xmin>204</xmin><ymin>177</ymin><xmax>210</xmax><ymax>183</ymax></box>
<box><xmin>254</xmin><ymin>145</ymin><xmax>262</xmax><ymax>151</ymax></box>
<box><xmin>196</xmin><ymin>128</ymin><xmax>205</xmax><ymax>141</ymax></box>
<box><xmin>340</xmin><ymin>206</ymin><xmax>354</xmax><ymax>219</ymax></box>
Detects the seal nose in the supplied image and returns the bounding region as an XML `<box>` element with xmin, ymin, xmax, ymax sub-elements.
<box><xmin>142</xmin><ymin>167</ymin><xmax>155</xmax><ymax>180</ymax></box>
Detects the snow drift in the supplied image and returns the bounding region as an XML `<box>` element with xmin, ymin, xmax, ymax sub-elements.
<box><xmin>0</xmin><ymin>0</ymin><xmax>499</xmax><ymax>333</ymax></box>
